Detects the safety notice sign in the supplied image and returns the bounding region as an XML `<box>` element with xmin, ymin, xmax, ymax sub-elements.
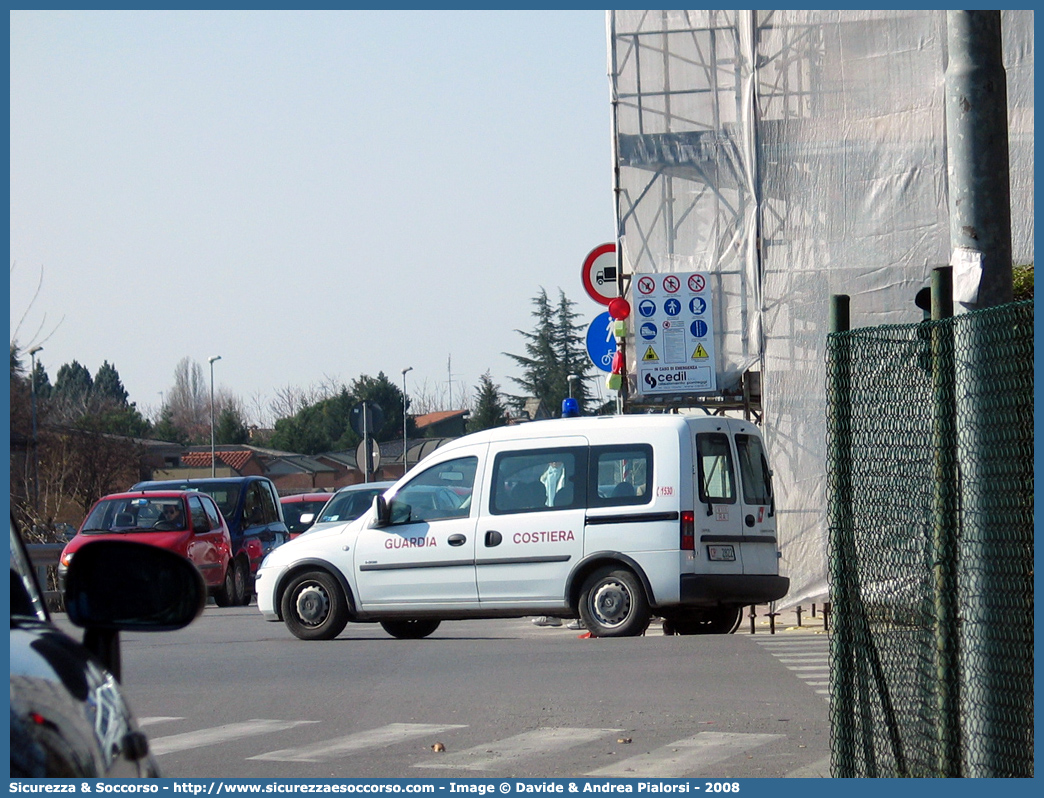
<box><xmin>632</xmin><ymin>271</ymin><xmax>717</xmax><ymax>397</ymax></box>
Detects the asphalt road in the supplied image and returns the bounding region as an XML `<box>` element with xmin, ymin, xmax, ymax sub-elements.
<box><xmin>58</xmin><ymin>605</ymin><xmax>832</xmax><ymax>780</ymax></box>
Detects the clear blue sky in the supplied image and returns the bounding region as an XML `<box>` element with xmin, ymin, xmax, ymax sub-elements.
<box><xmin>10</xmin><ymin>10</ymin><xmax>614</xmax><ymax>424</ymax></box>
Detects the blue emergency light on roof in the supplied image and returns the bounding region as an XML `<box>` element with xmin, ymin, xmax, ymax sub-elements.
<box><xmin>561</xmin><ymin>398</ymin><xmax>580</xmax><ymax>418</ymax></box>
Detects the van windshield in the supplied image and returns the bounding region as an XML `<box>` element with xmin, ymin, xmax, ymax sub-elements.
<box><xmin>735</xmin><ymin>434</ymin><xmax>772</xmax><ymax>505</ymax></box>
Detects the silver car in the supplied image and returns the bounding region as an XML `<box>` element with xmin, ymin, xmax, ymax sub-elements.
<box><xmin>303</xmin><ymin>481</ymin><xmax>396</xmax><ymax>535</ymax></box>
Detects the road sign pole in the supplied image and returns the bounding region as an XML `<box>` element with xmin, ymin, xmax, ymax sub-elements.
<box><xmin>363</xmin><ymin>408</ymin><xmax>371</xmax><ymax>483</ymax></box>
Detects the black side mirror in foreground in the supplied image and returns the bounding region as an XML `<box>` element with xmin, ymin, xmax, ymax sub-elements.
<box><xmin>371</xmin><ymin>494</ymin><xmax>389</xmax><ymax>528</ymax></box>
<box><xmin>63</xmin><ymin>540</ymin><xmax>206</xmax><ymax>681</ymax></box>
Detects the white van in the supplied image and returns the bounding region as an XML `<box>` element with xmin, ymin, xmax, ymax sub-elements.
<box><xmin>256</xmin><ymin>414</ymin><xmax>789</xmax><ymax>639</ymax></box>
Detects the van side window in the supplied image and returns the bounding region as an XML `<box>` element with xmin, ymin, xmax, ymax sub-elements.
<box><xmin>589</xmin><ymin>445</ymin><xmax>653</xmax><ymax>508</ymax></box>
<box><xmin>735</xmin><ymin>434</ymin><xmax>772</xmax><ymax>505</ymax></box>
<box><xmin>389</xmin><ymin>456</ymin><xmax>477</xmax><ymax>524</ymax></box>
<box><xmin>490</xmin><ymin>448</ymin><xmax>585</xmax><ymax>514</ymax></box>
<box><xmin>696</xmin><ymin>433</ymin><xmax>735</xmax><ymax>504</ymax></box>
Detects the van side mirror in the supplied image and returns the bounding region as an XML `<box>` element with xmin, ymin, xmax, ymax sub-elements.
<box><xmin>372</xmin><ymin>495</ymin><xmax>389</xmax><ymax>528</ymax></box>
<box><xmin>298</xmin><ymin>513</ymin><xmax>315</xmax><ymax>527</ymax></box>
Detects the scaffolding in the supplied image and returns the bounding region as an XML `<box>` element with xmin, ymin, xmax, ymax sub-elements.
<box><xmin>607</xmin><ymin>10</ymin><xmax>1034</xmax><ymax>608</ymax></box>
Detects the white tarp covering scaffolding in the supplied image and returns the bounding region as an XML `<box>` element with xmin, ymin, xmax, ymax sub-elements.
<box><xmin>608</xmin><ymin>10</ymin><xmax>1033</xmax><ymax>608</ymax></box>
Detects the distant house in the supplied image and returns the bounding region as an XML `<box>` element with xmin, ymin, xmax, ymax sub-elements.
<box><xmin>265</xmin><ymin>454</ymin><xmax>338</xmax><ymax>493</ymax></box>
<box><xmin>518</xmin><ymin>398</ymin><xmax>551</xmax><ymax>423</ymax></box>
<box><xmin>156</xmin><ymin>448</ymin><xmax>265</xmax><ymax>479</ymax></box>
<box><xmin>413</xmin><ymin>409</ymin><xmax>470</xmax><ymax>438</ymax></box>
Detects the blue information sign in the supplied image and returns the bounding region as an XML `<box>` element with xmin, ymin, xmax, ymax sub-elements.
<box><xmin>586</xmin><ymin>311</ymin><xmax>617</xmax><ymax>372</ymax></box>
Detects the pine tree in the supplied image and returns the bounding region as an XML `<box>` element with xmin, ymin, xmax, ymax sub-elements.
<box><xmin>215</xmin><ymin>406</ymin><xmax>250</xmax><ymax>445</ymax></box>
<box><xmin>53</xmin><ymin>361</ymin><xmax>94</xmax><ymax>407</ymax></box>
<box><xmin>505</xmin><ymin>288</ymin><xmax>592</xmax><ymax>417</ymax></box>
<box><xmin>554</xmin><ymin>290</ymin><xmax>593</xmax><ymax>413</ymax></box>
<box><xmin>467</xmin><ymin>371</ymin><xmax>508</xmax><ymax>433</ymax></box>
<box><xmin>93</xmin><ymin>361</ymin><xmax>129</xmax><ymax>404</ymax></box>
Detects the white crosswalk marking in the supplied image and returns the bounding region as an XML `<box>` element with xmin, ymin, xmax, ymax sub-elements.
<box><xmin>416</xmin><ymin>727</ymin><xmax>622</xmax><ymax>771</ymax></box>
<box><xmin>251</xmin><ymin>723</ymin><xmax>468</xmax><ymax>763</ymax></box>
<box><xmin>151</xmin><ymin>719</ymin><xmax>318</xmax><ymax>756</ymax></box>
<box><xmin>586</xmin><ymin>731</ymin><xmax>782</xmax><ymax>777</ymax></box>
<box><xmin>749</xmin><ymin>636</ymin><xmax>831</xmax><ymax>701</ymax></box>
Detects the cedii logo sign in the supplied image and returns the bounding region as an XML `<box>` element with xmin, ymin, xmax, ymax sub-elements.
<box><xmin>642</xmin><ymin>367</ymin><xmax>712</xmax><ymax>393</ymax></box>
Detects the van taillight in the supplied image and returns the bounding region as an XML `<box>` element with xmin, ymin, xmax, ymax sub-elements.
<box><xmin>680</xmin><ymin>511</ymin><xmax>695</xmax><ymax>551</ymax></box>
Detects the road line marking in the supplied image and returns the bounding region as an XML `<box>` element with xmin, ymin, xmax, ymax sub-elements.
<box><xmin>416</xmin><ymin>727</ymin><xmax>621</xmax><ymax>771</ymax></box>
<box><xmin>251</xmin><ymin>723</ymin><xmax>467</xmax><ymax>763</ymax></box>
<box><xmin>137</xmin><ymin>717</ymin><xmax>183</xmax><ymax>727</ymax></box>
<box><xmin>151</xmin><ymin>720</ymin><xmax>318</xmax><ymax>756</ymax></box>
<box><xmin>586</xmin><ymin>731</ymin><xmax>782</xmax><ymax>777</ymax></box>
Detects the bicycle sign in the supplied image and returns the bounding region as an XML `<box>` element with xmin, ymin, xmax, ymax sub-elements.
<box><xmin>586</xmin><ymin>311</ymin><xmax>618</xmax><ymax>373</ymax></box>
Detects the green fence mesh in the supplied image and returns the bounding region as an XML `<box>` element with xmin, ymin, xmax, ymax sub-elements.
<box><xmin>826</xmin><ymin>299</ymin><xmax>1034</xmax><ymax>778</ymax></box>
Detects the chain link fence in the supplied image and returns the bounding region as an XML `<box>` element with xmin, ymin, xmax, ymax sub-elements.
<box><xmin>826</xmin><ymin>299</ymin><xmax>1033</xmax><ymax>777</ymax></box>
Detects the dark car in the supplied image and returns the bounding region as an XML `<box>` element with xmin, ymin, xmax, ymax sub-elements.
<box><xmin>280</xmin><ymin>492</ymin><xmax>333</xmax><ymax>539</ymax></box>
<box><xmin>58</xmin><ymin>490</ymin><xmax>237</xmax><ymax>606</ymax></box>
<box><xmin>10</xmin><ymin>515</ymin><xmax>204</xmax><ymax>777</ymax></box>
<box><xmin>131</xmin><ymin>476</ymin><xmax>288</xmax><ymax>605</ymax></box>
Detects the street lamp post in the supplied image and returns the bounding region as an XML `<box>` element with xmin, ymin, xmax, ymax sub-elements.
<box><xmin>208</xmin><ymin>355</ymin><xmax>222</xmax><ymax>477</ymax></box>
<box><xmin>28</xmin><ymin>346</ymin><xmax>42</xmax><ymax>515</ymax></box>
<box><xmin>401</xmin><ymin>366</ymin><xmax>413</xmax><ymax>475</ymax></box>
<box><xmin>568</xmin><ymin>374</ymin><xmax>579</xmax><ymax>399</ymax></box>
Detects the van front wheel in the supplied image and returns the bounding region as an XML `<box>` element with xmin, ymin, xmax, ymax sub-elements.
<box><xmin>579</xmin><ymin>567</ymin><xmax>650</xmax><ymax>637</ymax></box>
<box><xmin>281</xmin><ymin>570</ymin><xmax>349</xmax><ymax>640</ymax></box>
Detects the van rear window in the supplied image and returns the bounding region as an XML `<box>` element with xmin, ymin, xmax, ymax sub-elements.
<box><xmin>735</xmin><ymin>434</ymin><xmax>773</xmax><ymax>505</ymax></box>
<box><xmin>589</xmin><ymin>445</ymin><xmax>652</xmax><ymax>508</ymax></box>
<box><xmin>696</xmin><ymin>433</ymin><xmax>735</xmax><ymax>504</ymax></box>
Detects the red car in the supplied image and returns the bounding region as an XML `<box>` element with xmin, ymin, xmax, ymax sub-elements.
<box><xmin>58</xmin><ymin>490</ymin><xmax>238</xmax><ymax>606</ymax></box>
<box><xmin>280</xmin><ymin>492</ymin><xmax>333</xmax><ymax>539</ymax></box>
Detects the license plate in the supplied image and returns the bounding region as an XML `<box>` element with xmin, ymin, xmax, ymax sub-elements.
<box><xmin>707</xmin><ymin>545</ymin><xmax>736</xmax><ymax>562</ymax></box>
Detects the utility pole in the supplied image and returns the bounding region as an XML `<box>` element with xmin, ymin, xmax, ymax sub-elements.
<box><xmin>29</xmin><ymin>346</ymin><xmax>42</xmax><ymax>516</ymax></box>
<box><xmin>208</xmin><ymin>355</ymin><xmax>222</xmax><ymax>478</ymax></box>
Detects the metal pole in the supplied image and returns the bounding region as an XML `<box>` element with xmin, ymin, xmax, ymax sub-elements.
<box><xmin>28</xmin><ymin>346</ymin><xmax>42</xmax><ymax>516</ymax></box>
<box><xmin>826</xmin><ymin>295</ymin><xmax>853</xmax><ymax>778</ymax></box>
<box><xmin>946</xmin><ymin>11</ymin><xmax>1029</xmax><ymax>778</ymax></box>
<box><xmin>208</xmin><ymin>355</ymin><xmax>221</xmax><ymax>478</ymax></box>
<box><xmin>401</xmin><ymin>367</ymin><xmax>412</xmax><ymax>476</ymax></box>
<box><xmin>363</xmin><ymin>404</ymin><xmax>371</xmax><ymax>484</ymax></box>
<box><xmin>929</xmin><ymin>267</ymin><xmax>960</xmax><ymax>777</ymax></box>
<box><xmin>946</xmin><ymin>10</ymin><xmax>1013</xmax><ymax>310</ymax></box>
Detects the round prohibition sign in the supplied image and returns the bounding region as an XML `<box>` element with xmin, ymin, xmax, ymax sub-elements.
<box><xmin>637</xmin><ymin>276</ymin><xmax>656</xmax><ymax>295</ymax></box>
<box><xmin>688</xmin><ymin>274</ymin><xmax>706</xmax><ymax>292</ymax></box>
<box><xmin>663</xmin><ymin>275</ymin><xmax>681</xmax><ymax>293</ymax></box>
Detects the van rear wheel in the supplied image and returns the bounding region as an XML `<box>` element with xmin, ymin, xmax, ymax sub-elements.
<box><xmin>579</xmin><ymin>566</ymin><xmax>650</xmax><ymax>638</ymax></box>
<box><xmin>281</xmin><ymin>570</ymin><xmax>349</xmax><ymax>640</ymax></box>
<box><xmin>380</xmin><ymin>619</ymin><xmax>441</xmax><ymax>639</ymax></box>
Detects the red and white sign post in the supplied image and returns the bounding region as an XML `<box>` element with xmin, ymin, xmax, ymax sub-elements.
<box><xmin>580</xmin><ymin>243</ymin><xmax>618</xmax><ymax>306</ymax></box>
